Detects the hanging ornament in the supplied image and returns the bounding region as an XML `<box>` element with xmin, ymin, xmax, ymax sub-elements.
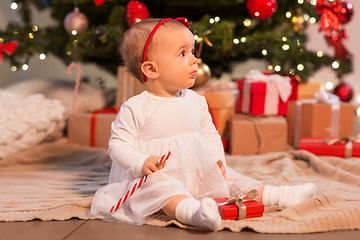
<box><xmin>246</xmin><ymin>0</ymin><xmax>278</xmax><ymax>20</ymax></box>
<box><xmin>126</xmin><ymin>0</ymin><xmax>150</xmax><ymax>26</ymax></box>
<box><xmin>333</xmin><ymin>82</ymin><xmax>353</xmax><ymax>102</ymax></box>
<box><xmin>0</xmin><ymin>41</ymin><xmax>18</xmax><ymax>64</ymax></box>
<box><xmin>195</xmin><ymin>58</ymin><xmax>211</xmax><ymax>87</ymax></box>
<box><xmin>63</xmin><ymin>7</ymin><xmax>89</xmax><ymax>35</ymax></box>
<box><xmin>333</xmin><ymin>1</ymin><xmax>354</xmax><ymax>24</ymax></box>
<box><xmin>291</xmin><ymin>8</ymin><xmax>309</xmax><ymax>33</ymax></box>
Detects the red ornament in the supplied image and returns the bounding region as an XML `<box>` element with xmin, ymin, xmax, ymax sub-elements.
<box><xmin>126</xmin><ymin>0</ymin><xmax>150</xmax><ymax>26</ymax></box>
<box><xmin>333</xmin><ymin>1</ymin><xmax>354</xmax><ymax>24</ymax></box>
<box><xmin>246</xmin><ymin>0</ymin><xmax>277</xmax><ymax>20</ymax></box>
<box><xmin>0</xmin><ymin>41</ymin><xmax>18</xmax><ymax>64</ymax></box>
<box><xmin>333</xmin><ymin>82</ymin><xmax>353</xmax><ymax>102</ymax></box>
<box><xmin>318</xmin><ymin>8</ymin><xmax>339</xmax><ymax>35</ymax></box>
<box><xmin>94</xmin><ymin>0</ymin><xmax>112</xmax><ymax>6</ymax></box>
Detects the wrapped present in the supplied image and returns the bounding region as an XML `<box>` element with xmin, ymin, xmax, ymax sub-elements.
<box><xmin>67</xmin><ymin>107</ymin><xmax>118</xmax><ymax>148</ymax></box>
<box><xmin>297</xmin><ymin>81</ymin><xmax>320</xmax><ymax>100</ymax></box>
<box><xmin>116</xmin><ymin>66</ymin><xmax>147</xmax><ymax>108</ymax></box>
<box><xmin>204</xmin><ymin>90</ymin><xmax>235</xmax><ymax>139</ymax></box>
<box><xmin>229</xmin><ymin>113</ymin><xmax>287</xmax><ymax>155</ymax></box>
<box><xmin>299</xmin><ymin>137</ymin><xmax>360</xmax><ymax>158</ymax></box>
<box><xmin>214</xmin><ymin>190</ymin><xmax>264</xmax><ymax>220</ymax></box>
<box><xmin>288</xmin><ymin>92</ymin><xmax>354</xmax><ymax>148</ymax></box>
<box><xmin>236</xmin><ymin>69</ymin><xmax>292</xmax><ymax>115</ymax></box>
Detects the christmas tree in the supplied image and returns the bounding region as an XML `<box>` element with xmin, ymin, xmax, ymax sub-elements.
<box><xmin>0</xmin><ymin>0</ymin><xmax>353</xmax><ymax>80</ymax></box>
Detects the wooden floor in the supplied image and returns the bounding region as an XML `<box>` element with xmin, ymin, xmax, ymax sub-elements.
<box><xmin>1</xmin><ymin>219</ymin><xmax>360</xmax><ymax>240</ymax></box>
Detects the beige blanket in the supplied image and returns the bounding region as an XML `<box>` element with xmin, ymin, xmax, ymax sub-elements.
<box><xmin>1</xmin><ymin>139</ymin><xmax>359</xmax><ymax>233</ymax></box>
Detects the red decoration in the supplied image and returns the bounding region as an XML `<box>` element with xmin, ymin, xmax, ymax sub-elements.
<box><xmin>325</xmin><ymin>30</ymin><xmax>351</xmax><ymax>60</ymax></box>
<box><xmin>126</xmin><ymin>0</ymin><xmax>150</xmax><ymax>26</ymax></box>
<box><xmin>0</xmin><ymin>41</ymin><xmax>18</xmax><ymax>64</ymax></box>
<box><xmin>214</xmin><ymin>198</ymin><xmax>264</xmax><ymax>220</ymax></box>
<box><xmin>332</xmin><ymin>1</ymin><xmax>354</xmax><ymax>24</ymax></box>
<box><xmin>333</xmin><ymin>82</ymin><xmax>353</xmax><ymax>102</ymax></box>
<box><xmin>246</xmin><ymin>0</ymin><xmax>277</xmax><ymax>20</ymax></box>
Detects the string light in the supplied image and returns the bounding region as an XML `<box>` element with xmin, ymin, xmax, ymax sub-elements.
<box><xmin>28</xmin><ymin>33</ymin><xmax>34</xmax><ymax>39</ymax></box>
<box><xmin>32</xmin><ymin>25</ymin><xmax>38</xmax><ymax>32</ymax></box>
<box><xmin>282</xmin><ymin>44</ymin><xmax>290</xmax><ymax>51</ymax></box>
<box><xmin>356</xmin><ymin>107</ymin><xmax>360</xmax><ymax>116</ymax></box>
<box><xmin>11</xmin><ymin>66</ymin><xmax>17</xmax><ymax>72</ymax></box>
<box><xmin>310</xmin><ymin>0</ymin><xmax>317</xmax><ymax>5</ymax></box>
<box><xmin>317</xmin><ymin>51</ymin><xmax>323</xmax><ymax>57</ymax></box>
<box><xmin>268</xmin><ymin>65</ymin><xmax>273</xmax><ymax>71</ymax></box>
<box><xmin>274</xmin><ymin>65</ymin><xmax>281</xmax><ymax>72</ymax></box>
<box><xmin>286</xmin><ymin>12</ymin><xmax>292</xmax><ymax>18</ymax></box>
<box><xmin>332</xmin><ymin>61</ymin><xmax>339</xmax><ymax>69</ymax></box>
<box><xmin>243</xmin><ymin>19</ymin><xmax>251</xmax><ymax>27</ymax></box>
<box><xmin>240</xmin><ymin>37</ymin><xmax>246</xmax><ymax>43</ymax></box>
<box><xmin>214</xmin><ymin>16</ymin><xmax>220</xmax><ymax>22</ymax></box>
<box><xmin>309</xmin><ymin>17</ymin><xmax>317</xmax><ymax>24</ymax></box>
<box><xmin>10</xmin><ymin>2</ymin><xmax>18</xmax><ymax>10</ymax></box>
<box><xmin>262</xmin><ymin>49</ymin><xmax>267</xmax><ymax>56</ymax></box>
<box><xmin>233</xmin><ymin>38</ymin><xmax>240</xmax><ymax>44</ymax></box>
<box><xmin>325</xmin><ymin>82</ymin><xmax>333</xmax><ymax>90</ymax></box>
<box><xmin>209</xmin><ymin>18</ymin><xmax>215</xmax><ymax>24</ymax></box>
<box><xmin>297</xmin><ymin>64</ymin><xmax>304</xmax><ymax>71</ymax></box>
<box><xmin>298</xmin><ymin>0</ymin><xmax>304</xmax><ymax>4</ymax></box>
<box><xmin>39</xmin><ymin>53</ymin><xmax>46</xmax><ymax>60</ymax></box>
<box><xmin>71</xmin><ymin>30</ymin><xmax>78</xmax><ymax>35</ymax></box>
<box><xmin>22</xmin><ymin>64</ymin><xmax>29</xmax><ymax>71</ymax></box>
<box><xmin>282</xmin><ymin>37</ymin><xmax>287</xmax><ymax>42</ymax></box>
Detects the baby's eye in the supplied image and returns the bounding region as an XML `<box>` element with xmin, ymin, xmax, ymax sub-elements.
<box><xmin>191</xmin><ymin>49</ymin><xmax>195</xmax><ymax>56</ymax></box>
<box><xmin>180</xmin><ymin>51</ymin><xmax>185</xmax><ymax>57</ymax></box>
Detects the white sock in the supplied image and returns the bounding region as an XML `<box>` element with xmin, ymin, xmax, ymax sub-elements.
<box><xmin>262</xmin><ymin>183</ymin><xmax>316</xmax><ymax>208</ymax></box>
<box><xmin>175</xmin><ymin>197</ymin><xmax>221</xmax><ymax>230</ymax></box>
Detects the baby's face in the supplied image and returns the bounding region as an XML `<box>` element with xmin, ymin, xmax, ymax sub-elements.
<box><xmin>151</xmin><ymin>26</ymin><xmax>198</xmax><ymax>93</ymax></box>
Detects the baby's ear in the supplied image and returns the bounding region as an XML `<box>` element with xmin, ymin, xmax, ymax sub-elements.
<box><xmin>141</xmin><ymin>61</ymin><xmax>159</xmax><ymax>80</ymax></box>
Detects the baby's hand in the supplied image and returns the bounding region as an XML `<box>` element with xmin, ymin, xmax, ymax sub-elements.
<box><xmin>142</xmin><ymin>155</ymin><xmax>166</xmax><ymax>175</ymax></box>
<box><xmin>217</xmin><ymin>160</ymin><xmax>226</xmax><ymax>178</ymax></box>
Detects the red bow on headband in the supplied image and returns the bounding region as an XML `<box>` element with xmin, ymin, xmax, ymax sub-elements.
<box><xmin>0</xmin><ymin>41</ymin><xmax>18</xmax><ymax>64</ymax></box>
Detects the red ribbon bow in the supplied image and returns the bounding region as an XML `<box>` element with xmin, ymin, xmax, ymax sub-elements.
<box><xmin>0</xmin><ymin>41</ymin><xmax>18</xmax><ymax>64</ymax></box>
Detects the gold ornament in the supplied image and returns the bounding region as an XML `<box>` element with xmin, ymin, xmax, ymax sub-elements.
<box><xmin>195</xmin><ymin>58</ymin><xmax>211</xmax><ymax>87</ymax></box>
<box><xmin>291</xmin><ymin>8</ymin><xmax>309</xmax><ymax>33</ymax></box>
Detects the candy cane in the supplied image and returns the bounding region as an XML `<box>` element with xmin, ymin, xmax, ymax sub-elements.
<box><xmin>67</xmin><ymin>62</ymin><xmax>82</xmax><ymax>111</ymax></box>
<box><xmin>110</xmin><ymin>151</ymin><xmax>171</xmax><ymax>213</ymax></box>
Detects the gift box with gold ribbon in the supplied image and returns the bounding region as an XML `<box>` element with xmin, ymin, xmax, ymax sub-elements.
<box><xmin>67</xmin><ymin>107</ymin><xmax>118</xmax><ymax>148</ymax></box>
<box><xmin>214</xmin><ymin>190</ymin><xmax>264</xmax><ymax>220</ymax></box>
<box><xmin>299</xmin><ymin>137</ymin><xmax>360</xmax><ymax>158</ymax></box>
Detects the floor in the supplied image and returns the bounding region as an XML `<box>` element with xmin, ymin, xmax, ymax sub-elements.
<box><xmin>1</xmin><ymin>219</ymin><xmax>360</xmax><ymax>240</ymax></box>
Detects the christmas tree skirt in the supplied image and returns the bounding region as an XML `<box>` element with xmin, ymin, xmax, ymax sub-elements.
<box><xmin>0</xmin><ymin>139</ymin><xmax>359</xmax><ymax>234</ymax></box>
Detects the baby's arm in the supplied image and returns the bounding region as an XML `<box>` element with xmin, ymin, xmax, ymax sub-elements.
<box><xmin>108</xmin><ymin>103</ymin><xmax>149</xmax><ymax>178</ymax></box>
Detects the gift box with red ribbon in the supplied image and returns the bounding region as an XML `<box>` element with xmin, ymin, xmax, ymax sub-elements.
<box><xmin>214</xmin><ymin>197</ymin><xmax>264</xmax><ymax>220</ymax></box>
<box><xmin>299</xmin><ymin>137</ymin><xmax>360</xmax><ymax>158</ymax></box>
<box><xmin>236</xmin><ymin>70</ymin><xmax>292</xmax><ymax>116</ymax></box>
<box><xmin>67</xmin><ymin>107</ymin><xmax>119</xmax><ymax>148</ymax></box>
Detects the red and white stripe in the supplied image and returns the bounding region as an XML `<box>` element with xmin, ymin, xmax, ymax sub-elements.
<box><xmin>110</xmin><ymin>151</ymin><xmax>171</xmax><ymax>213</ymax></box>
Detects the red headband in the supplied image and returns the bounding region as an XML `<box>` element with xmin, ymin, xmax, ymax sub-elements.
<box><xmin>142</xmin><ymin>17</ymin><xmax>190</xmax><ymax>83</ymax></box>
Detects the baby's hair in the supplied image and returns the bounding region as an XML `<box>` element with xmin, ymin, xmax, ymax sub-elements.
<box><xmin>119</xmin><ymin>18</ymin><xmax>188</xmax><ymax>83</ymax></box>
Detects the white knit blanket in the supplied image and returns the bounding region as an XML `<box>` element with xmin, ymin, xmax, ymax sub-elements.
<box><xmin>0</xmin><ymin>90</ymin><xmax>66</xmax><ymax>158</ymax></box>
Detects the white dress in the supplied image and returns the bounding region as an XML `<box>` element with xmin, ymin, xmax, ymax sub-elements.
<box><xmin>91</xmin><ymin>89</ymin><xmax>263</xmax><ymax>224</ymax></box>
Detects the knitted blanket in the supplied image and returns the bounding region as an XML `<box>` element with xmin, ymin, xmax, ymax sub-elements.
<box><xmin>0</xmin><ymin>139</ymin><xmax>359</xmax><ymax>233</ymax></box>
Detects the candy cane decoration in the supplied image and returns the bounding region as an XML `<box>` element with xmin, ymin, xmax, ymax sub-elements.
<box><xmin>67</xmin><ymin>62</ymin><xmax>82</xmax><ymax>111</ymax></box>
<box><xmin>110</xmin><ymin>151</ymin><xmax>171</xmax><ymax>213</ymax></box>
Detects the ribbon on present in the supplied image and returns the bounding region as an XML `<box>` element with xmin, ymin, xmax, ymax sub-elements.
<box><xmin>326</xmin><ymin>135</ymin><xmax>360</xmax><ymax>158</ymax></box>
<box><xmin>294</xmin><ymin>91</ymin><xmax>340</xmax><ymax>148</ymax></box>
<box><xmin>218</xmin><ymin>189</ymin><xmax>258</xmax><ymax>219</ymax></box>
<box><xmin>241</xmin><ymin>69</ymin><xmax>292</xmax><ymax>115</ymax></box>
<box><xmin>90</xmin><ymin>107</ymin><xmax>119</xmax><ymax>146</ymax></box>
